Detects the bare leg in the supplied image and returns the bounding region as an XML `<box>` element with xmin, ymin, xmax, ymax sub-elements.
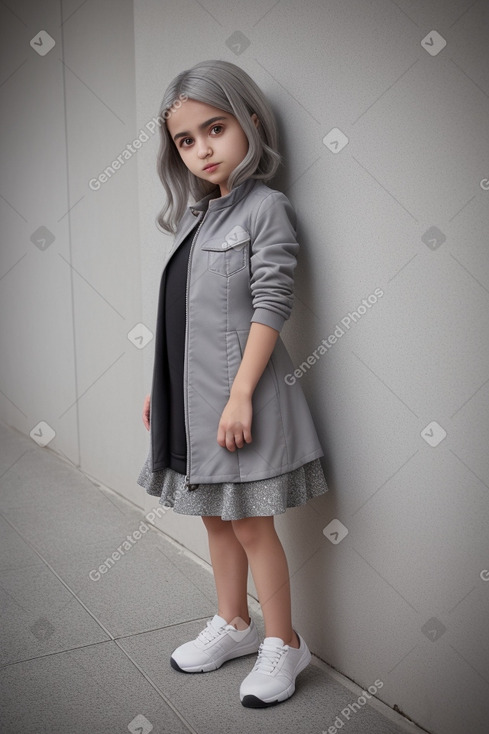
<box><xmin>202</xmin><ymin>515</ymin><xmax>250</xmax><ymax>627</ymax></box>
<box><xmin>231</xmin><ymin>516</ymin><xmax>300</xmax><ymax>648</ymax></box>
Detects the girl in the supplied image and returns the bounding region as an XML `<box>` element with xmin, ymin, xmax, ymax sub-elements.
<box><xmin>137</xmin><ymin>59</ymin><xmax>329</xmax><ymax>708</ymax></box>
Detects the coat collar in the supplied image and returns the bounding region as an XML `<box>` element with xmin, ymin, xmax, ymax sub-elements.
<box><xmin>189</xmin><ymin>176</ymin><xmax>258</xmax><ymax>216</ymax></box>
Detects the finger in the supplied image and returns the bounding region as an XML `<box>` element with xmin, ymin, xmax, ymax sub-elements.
<box><xmin>225</xmin><ymin>430</ymin><xmax>236</xmax><ymax>452</ymax></box>
<box><xmin>243</xmin><ymin>427</ymin><xmax>252</xmax><ymax>444</ymax></box>
<box><xmin>234</xmin><ymin>433</ymin><xmax>245</xmax><ymax>449</ymax></box>
<box><xmin>217</xmin><ymin>425</ymin><xmax>226</xmax><ymax>447</ymax></box>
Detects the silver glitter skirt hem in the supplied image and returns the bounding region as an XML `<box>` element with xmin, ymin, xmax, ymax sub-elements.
<box><xmin>136</xmin><ymin>453</ymin><xmax>328</xmax><ymax>521</ymax></box>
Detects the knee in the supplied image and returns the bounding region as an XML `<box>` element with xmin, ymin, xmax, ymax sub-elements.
<box><xmin>232</xmin><ymin>517</ymin><xmax>271</xmax><ymax>550</ymax></box>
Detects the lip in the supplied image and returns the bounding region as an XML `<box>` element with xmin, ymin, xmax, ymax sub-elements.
<box><xmin>203</xmin><ymin>162</ymin><xmax>220</xmax><ymax>171</ymax></box>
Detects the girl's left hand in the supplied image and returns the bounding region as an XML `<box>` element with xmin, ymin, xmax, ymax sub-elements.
<box><xmin>217</xmin><ymin>394</ymin><xmax>253</xmax><ymax>451</ymax></box>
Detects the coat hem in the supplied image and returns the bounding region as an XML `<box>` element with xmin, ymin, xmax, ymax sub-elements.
<box><xmin>151</xmin><ymin>447</ymin><xmax>324</xmax><ymax>484</ymax></box>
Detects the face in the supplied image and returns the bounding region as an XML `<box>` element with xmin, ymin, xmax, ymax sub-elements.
<box><xmin>166</xmin><ymin>98</ymin><xmax>259</xmax><ymax>197</ymax></box>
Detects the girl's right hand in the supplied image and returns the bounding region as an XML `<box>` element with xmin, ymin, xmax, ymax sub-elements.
<box><xmin>142</xmin><ymin>394</ymin><xmax>151</xmax><ymax>431</ymax></box>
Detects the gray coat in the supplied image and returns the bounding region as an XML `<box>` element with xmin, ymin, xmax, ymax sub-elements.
<box><xmin>150</xmin><ymin>176</ymin><xmax>324</xmax><ymax>484</ymax></box>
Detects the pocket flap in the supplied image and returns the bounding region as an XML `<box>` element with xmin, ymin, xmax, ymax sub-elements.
<box><xmin>201</xmin><ymin>226</ymin><xmax>250</xmax><ymax>252</ymax></box>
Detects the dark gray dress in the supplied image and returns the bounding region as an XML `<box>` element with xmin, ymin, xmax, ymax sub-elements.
<box><xmin>136</xmin><ymin>229</ymin><xmax>329</xmax><ymax>520</ymax></box>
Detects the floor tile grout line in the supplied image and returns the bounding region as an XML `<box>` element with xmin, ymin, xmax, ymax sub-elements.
<box><xmin>0</xmin><ymin>642</ymin><xmax>108</xmax><ymax>671</ymax></box>
<box><xmin>0</xmin><ymin>512</ymin><xmax>116</xmax><ymax>639</ymax></box>
<box><xmin>112</xmin><ymin>638</ymin><xmax>201</xmax><ymax>734</ymax></box>
<box><xmin>115</xmin><ymin>616</ymin><xmax>220</xmax><ymax>639</ymax></box>
<box><xmin>0</xmin><ymin>619</ymin><xmax>216</xmax><ymax>671</ymax></box>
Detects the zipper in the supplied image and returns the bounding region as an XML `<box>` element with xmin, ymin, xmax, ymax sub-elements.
<box><xmin>184</xmin><ymin>207</ymin><xmax>210</xmax><ymax>489</ymax></box>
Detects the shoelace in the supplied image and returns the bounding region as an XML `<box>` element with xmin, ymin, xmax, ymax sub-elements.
<box><xmin>197</xmin><ymin>620</ymin><xmax>229</xmax><ymax>645</ymax></box>
<box><xmin>252</xmin><ymin>641</ymin><xmax>287</xmax><ymax>674</ymax></box>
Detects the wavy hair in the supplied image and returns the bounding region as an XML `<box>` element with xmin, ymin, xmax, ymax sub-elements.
<box><xmin>155</xmin><ymin>59</ymin><xmax>282</xmax><ymax>234</ymax></box>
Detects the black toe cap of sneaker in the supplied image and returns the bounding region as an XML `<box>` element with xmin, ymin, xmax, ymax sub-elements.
<box><xmin>170</xmin><ymin>657</ymin><xmax>188</xmax><ymax>673</ymax></box>
<box><xmin>241</xmin><ymin>694</ymin><xmax>280</xmax><ymax>708</ymax></box>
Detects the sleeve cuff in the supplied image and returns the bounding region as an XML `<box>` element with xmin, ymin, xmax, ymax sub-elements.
<box><xmin>250</xmin><ymin>307</ymin><xmax>285</xmax><ymax>333</ymax></box>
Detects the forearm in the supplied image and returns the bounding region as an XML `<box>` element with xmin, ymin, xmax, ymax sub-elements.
<box><xmin>230</xmin><ymin>322</ymin><xmax>279</xmax><ymax>398</ymax></box>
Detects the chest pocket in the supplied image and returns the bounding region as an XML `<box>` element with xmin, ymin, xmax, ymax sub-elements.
<box><xmin>200</xmin><ymin>226</ymin><xmax>250</xmax><ymax>277</ymax></box>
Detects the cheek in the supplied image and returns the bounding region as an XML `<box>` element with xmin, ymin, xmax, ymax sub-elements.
<box><xmin>179</xmin><ymin>149</ymin><xmax>194</xmax><ymax>165</ymax></box>
<box><xmin>234</xmin><ymin>133</ymin><xmax>249</xmax><ymax>157</ymax></box>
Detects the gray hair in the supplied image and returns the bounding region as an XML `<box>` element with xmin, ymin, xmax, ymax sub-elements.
<box><xmin>155</xmin><ymin>59</ymin><xmax>282</xmax><ymax>234</ymax></box>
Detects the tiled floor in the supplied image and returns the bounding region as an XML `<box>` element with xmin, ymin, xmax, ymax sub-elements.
<box><xmin>0</xmin><ymin>421</ymin><xmax>423</xmax><ymax>734</ymax></box>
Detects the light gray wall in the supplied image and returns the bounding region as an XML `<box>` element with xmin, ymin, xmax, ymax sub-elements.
<box><xmin>0</xmin><ymin>0</ymin><xmax>147</xmax><ymax>499</ymax></box>
<box><xmin>1</xmin><ymin>2</ymin><xmax>488</xmax><ymax>733</ymax></box>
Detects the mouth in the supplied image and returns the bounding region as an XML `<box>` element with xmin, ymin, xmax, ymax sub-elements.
<box><xmin>203</xmin><ymin>163</ymin><xmax>220</xmax><ymax>171</ymax></box>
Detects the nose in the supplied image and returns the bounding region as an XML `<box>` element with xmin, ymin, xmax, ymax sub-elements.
<box><xmin>196</xmin><ymin>137</ymin><xmax>212</xmax><ymax>159</ymax></box>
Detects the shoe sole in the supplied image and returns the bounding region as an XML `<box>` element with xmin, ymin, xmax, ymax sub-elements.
<box><xmin>240</xmin><ymin>648</ymin><xmax>311</xmax><ymax>707</ymax></box>
<box><xmin>170</xmin><ymin>644</ymin><xmax>260</xmax><ymax>674</ymax></box>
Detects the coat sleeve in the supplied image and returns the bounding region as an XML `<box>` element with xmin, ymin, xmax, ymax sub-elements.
<box><xmin>249</xmin><ymin>192</ymin><xmax>299</xmax><ymax>333</ymax></box>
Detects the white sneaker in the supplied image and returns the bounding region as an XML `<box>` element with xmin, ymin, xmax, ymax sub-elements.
<box><xmin>170</xmin><ymin>614</ymin><xmax>260</xmax><ymax>673</ymax></box>
<box><xmin>239</xmin><ymin>632</ymin><xmax>311</xmax><ymax>707</ymax></box>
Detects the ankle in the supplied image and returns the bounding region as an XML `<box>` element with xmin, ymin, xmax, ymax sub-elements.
<box><xmin>264</xmin><ymin>629</ymin><xmax>299</xmax><ymax>648</ymax></box>
<box><xmin>220</xmin><ymin>613</ymin><xmax>251</xmax><ymax>630</ymax></box>
<box><xmin>287</xmin><ymin>631</ymin><xmax>300</xmax><ymax>648</ymax></box>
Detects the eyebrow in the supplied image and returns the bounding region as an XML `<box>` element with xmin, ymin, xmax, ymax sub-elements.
<box><xmin>172</xmin><ymin>116</ymin><xmax>229</xmax><ymax>141</ymax></box>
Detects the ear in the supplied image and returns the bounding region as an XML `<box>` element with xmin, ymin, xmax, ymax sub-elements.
<box><xmin>251</xmin><ymin>113</ymin><xmax>260</xmax><ymax>129</ymax></box>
